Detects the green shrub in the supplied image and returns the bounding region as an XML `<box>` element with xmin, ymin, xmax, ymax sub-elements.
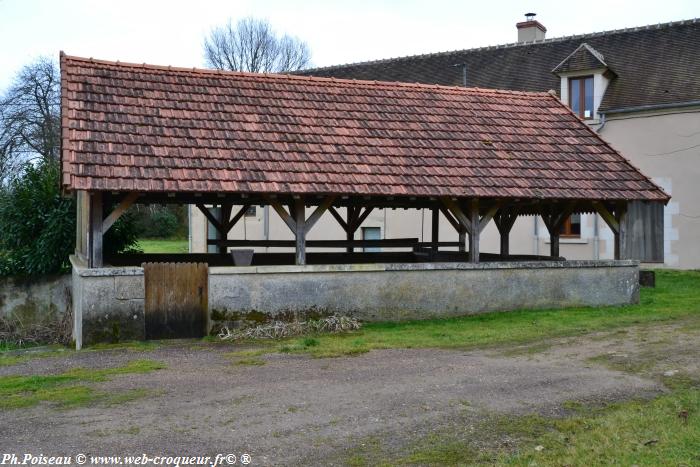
<box><xmin>133</xmin><ymin>206</ymin><xmax>181</xmax><ymax>239</ymax></box>
<box><xmin>0</xmin><ymin>161</ymin><xmax>139</xmax><ymax>276</ymax></box>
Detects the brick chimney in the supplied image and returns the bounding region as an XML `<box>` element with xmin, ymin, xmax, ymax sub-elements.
<box><xmin>517</xmin><ymin>13</ymin><xmax>546</xmax><ymax>42</ymax></box>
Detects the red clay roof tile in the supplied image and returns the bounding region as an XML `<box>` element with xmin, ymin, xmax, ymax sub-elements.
<box><xmin>60</xmin><ymin>54</ymin><xmax>668</xmax><ymax>202</ymax></box>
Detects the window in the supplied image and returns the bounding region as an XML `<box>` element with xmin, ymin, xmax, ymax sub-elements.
<box><xmin>569</xmin><ymin>77</ymin><xmax>594</xmax><ymax>119</ymax></box>
<box><xmin>560</xmin><ymin>214</ymin><xmax>581</xmax><ymax>238</ymax></box>
<box><xmin>362</xmin><ymin>227</ymin><xmax>381</xmax><ymax>252</ymax></box>
<box><xmin>245</xmin><ymin>205</ymin><xmax>257</xmax><ymax>217</ymax></box>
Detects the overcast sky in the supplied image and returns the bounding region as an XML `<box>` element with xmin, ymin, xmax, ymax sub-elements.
<box><xmin>1</xmin><ymin>0</ymin><xmax>698</xmax><ymax>89</ymax></box>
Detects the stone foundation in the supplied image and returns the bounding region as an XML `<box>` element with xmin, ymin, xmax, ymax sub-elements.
<box><xmin>71</xmin><ymin>256</ymin><xmax>639</xmax><ymax>348</ymax></box>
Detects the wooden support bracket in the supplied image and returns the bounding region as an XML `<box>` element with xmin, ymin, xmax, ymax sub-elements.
<box><xmin>439</xmin><ymin>197</ymin><xmax>473</xmax><ymax>236</ymax></box>
<box><xmin>592</xmin><ymin>201</ymin><xmax>619</xmax><ymax>233</ymax></box>
<box><xmin>102</xmin><ymin>192</ymin><xmax>139</xmax><ymax>233</ymax></box>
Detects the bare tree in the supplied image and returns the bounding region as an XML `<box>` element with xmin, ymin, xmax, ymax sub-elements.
<box><xmin>0</xmin><ymin>57</ymin><xmax>60</xmax><ymax>183</ymax></box>
<box><xmin>203</xmin><ymin>17</ymin><xmax>311</xmax><ymax>73</ymax></box>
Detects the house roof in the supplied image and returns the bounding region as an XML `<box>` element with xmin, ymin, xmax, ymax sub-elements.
<box><xmin>60</xmin><ymin>54</ymin><xmax>668</xmax><ymax>202</ymax></box>
<box><xmin>299</xmin><ymin>19</ymin><xmax>700</xmax><ymax>113</ymax></box>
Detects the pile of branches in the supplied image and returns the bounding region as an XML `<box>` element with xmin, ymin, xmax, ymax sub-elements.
<box><xmin>0</xmin><ymin>310</ymin><xmax>72</xmax><ymax>348</ymax></box>
<box><xmin>218</xmin><ymin>315</ymin><xmax>361</xmax><ymax>341</ymax></box>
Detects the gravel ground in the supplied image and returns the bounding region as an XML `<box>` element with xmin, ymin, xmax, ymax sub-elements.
<box><xmin>1</xmin><ymin>324</ymin><xmax>684</xmax><ymax>466</ymax></box>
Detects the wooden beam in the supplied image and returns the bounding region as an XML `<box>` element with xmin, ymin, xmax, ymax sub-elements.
<box><xmin>303</xmin><ymin>195</ymin><xmax>337</xmax><ymax>234</ymax></box>
<box><xmin>615</xmin><ymin>202</ymin><xmax>628</xmax><ymax>260</ymax></box>
<box><xmin>218</xmin><ymin>204</ymin><xmax>232</xmax><ymax>253</ymax></box>
<box><xmin>468</xmin><ymin>199</ymin><xmax>480</xmax><ymax>263</ymax></box>
<box><xmin>431</xmin><ymin>207</ymin><xmax>439</xmax><ymax>251</ymax></box>
<box><xmin>438</xmin><ymin>206</ymin><xmax>460</xmax><ymax>232</ymax></box>
<box><xmin>457</xmin><ymin>230</ymin><xmax>466</xmax><ymax>253</ymax></box>
<box><xmin>88</xmin><ymin>192</ymin><xmax>103</xmax><ymax>268</ymax></box>
<box><xmin>208</xmin><ymin>238</ymin><xmax>421</xmax><ymax>248</ymax></box>
<box><xmin>225</xmin><ymin>205</ymin><xmax>250</xmax><ymax>233</ymax></box>
<box><xmin>592</xmin><ymin>201</ymin><xmax>619</xmax><ymax>233</ymax></box>
<box><xmin>539</xmin><ymin>203</ymin><xmax>575</xmax><ymax>258</ymax></box>
<box><xmin>439</xmin><ymin>197</ymin><xmax>472</xmax><ymax>235</ymax></box>
<box><xmin>294</xmin><ymin>198</ymin><xmax>306</xmax><ymax>265</ymax></box>
<box><xmin>196</xmin><ymin>204</ymin><xmax>224</xmax><ymax>233</ymax></box>
<box><xmin>494</xmin><ymin>208</ymin><xmax>518</xmax><ymax>258</ymax></box>
<box><xmin>328</xmin><ymin>206</ymin><xmax>348</xmax><ymax>231</ymax></box>
<box><xmin>102</xmin><ymin>192</ymin><xmax>139</xmax><ymax>233</ymax></box>
<box><xmin>265</xmin><ymin>197</ymin><xmax>297</xmax><ymax>232</ymax></box>
<box><xmin>350</xmin><ymin>206</ymin><xmax>375</xmax><ymax>231</ymax></box>
<box><xmin>478</xmin><ymin>201</ymin><xmax>502</xmax><ymax>233</ymax></box>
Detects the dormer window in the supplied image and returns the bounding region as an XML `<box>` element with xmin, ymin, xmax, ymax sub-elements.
<box><xmin>569</xmin><ymin>76</ymin><xmax>594</xmax><ymax>119</ymax></box>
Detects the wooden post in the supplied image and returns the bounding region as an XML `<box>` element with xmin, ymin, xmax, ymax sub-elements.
<box><xmin>550</xmin><ymin>231</ymin><xmax>560</xmax><ymax>257</ymax></box>
<box><xmin>539</xmin><ymin>203</ymin><xmax>575</xmax><ymax>259</ymax></box>
<box><xmin>616</xmin><ymin>203</ymin><xmax>628</xmax><ymax>260</ymax></box>
<box><xmin>494</xmin><ymin>209</ymin><xmax>517</xmax><ymax>259</ymax></box>
<box><xmin>346</xmin><ymin>207</ymin><xmax>356</xmax><ymax>253</ymax></box>
<box><xmin>294</xmin><ymin>198</ymin><xmax>306</xmax><ymax>265</ymax></box>
<box><xmin>431</xmin><ymin>207</ymin><xmax>439</xmax><ymax>252</ymax></box>
<box><xmin>88</xmin><ymin>192</ymin><xmax>103</xmax><ymax>268</ymax></box>
<box><xmin>468</xmin><ymin>199</ymin><xmax>480</xmax><ymax>263</ymax></box>
<box><xmin>218</xmin><ymin>204</ymin><xmax>232</xmax><ymax>254</ymax></box>
<box><xmin>592</xmin><ymin>201</ymin><xmax>627</xmax><ymax>260</ymax></box>
<box><xmin>458</xmin><ymin>229</ymin><xmax>466</xmax><ymax>253</ymax></box>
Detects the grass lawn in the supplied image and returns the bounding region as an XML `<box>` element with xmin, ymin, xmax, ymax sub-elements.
<box><xmin>136</xmin><ymin>238</ymin><xmax>188</xmax><ymax>253</ymax></box>
<box><xmin>273</xmin><ymin>269</ymin><xmax>700</xmax><ymax>357</ymax></box>
<box><xmin>0</xmin><ymin>359</ymin><xmax>165</xmax><ymax>409</ymax></box>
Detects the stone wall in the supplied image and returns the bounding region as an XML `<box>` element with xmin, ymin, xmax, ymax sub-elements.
<box><xmin>71</xmin><ymin>256</ymin><xmax>145</xmax><ymax>349</ymax></box>
<box><xmin>209</xmin><ymin>260</ymin><xmax>640</xmax><ymax>329</ymax></box>
<box><xmin>0</xmin><ymin>274</ymin><xmax>71</xmax><ymax>326</ymax></box>
<box><xmin>71</xmin><ymin>256</ymin><xmax>639</xmax><ymax>348</ymax></box>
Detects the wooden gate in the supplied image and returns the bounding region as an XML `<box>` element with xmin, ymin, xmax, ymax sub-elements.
<box><xmin>144</xmin><ymin>262</ymin><xmax>208</xmax><ymax>339</ymax></box>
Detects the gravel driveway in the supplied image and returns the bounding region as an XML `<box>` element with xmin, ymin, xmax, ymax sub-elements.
<box><xmin>0</xmin><ymin>329</ymin><xmax>670</xmax><ymax>466</ymax></box>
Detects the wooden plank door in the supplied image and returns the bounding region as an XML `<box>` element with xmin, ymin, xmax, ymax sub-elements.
<box><xmin>144</xmin><ymin>262</ymin><xmax>208</xmax><ymax>339</ymax></box>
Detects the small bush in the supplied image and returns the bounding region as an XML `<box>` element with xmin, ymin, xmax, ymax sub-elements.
<box><xmin>134</xmin><ymin>207</ymin><xmax>179</xmax><ymax>238</ymax></box>
<box><xmin>0</xmin><ymin>160</ymin><xmax>141</xmax><ymax>276</ymax></box>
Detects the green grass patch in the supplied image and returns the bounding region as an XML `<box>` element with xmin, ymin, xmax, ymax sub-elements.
<box><xmin>136</xmin><ymin>238</ymin><xmax>188</xmax><ymax>253</ymax></box>
<box><xmin>0</xmin><ymin>359</ymin><xmax>165</xmax><ymax>409</ymax></box>
<box><xmin>347</xmin><ymin>389</ymin><xmax>699</xmax><ymax>466</ymax></box>
<box><xmin>85</xmin><ymin>340</ymin><xmax>162</xmax><ymax>352</ymax></box>
<box><xmin>235</xmin><ymin>357</ymin><xmax>266</xmax><ymax>366</ymax></box>
<box><xmin>0</xmin><ymin>346</ymin><xmax>70</xmax><ymax>367</ymax></box>
<box><xmin>274</xmin><ymin>270</ymin><xmax>700</xmax><ymax>357</ymax></box>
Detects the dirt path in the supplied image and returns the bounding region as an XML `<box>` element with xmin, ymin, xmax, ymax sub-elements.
<box><xmin>2</xmin><ymin>321</ymin><xmax>696</xmax><ymax>466</ymax></box>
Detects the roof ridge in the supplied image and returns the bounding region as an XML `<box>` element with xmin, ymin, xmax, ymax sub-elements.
<box><xmin>301</xmin><ymin>17</ymin><xmax>699</xmax><ymax>73</ymax></box>
<box><xmin>60</xmin><ymin>53</ymin><xmax>551</xmax><ymax>98</ymax></box>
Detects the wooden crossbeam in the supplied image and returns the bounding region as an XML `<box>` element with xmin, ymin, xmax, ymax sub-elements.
<box><xmin>328</xmin><ymin>206</ymin><xmax>348</xmax><ymax>230</ymax></box>
<box><xmin>592</xmin><ymin>201</ymin><xmax>619</xmax><ymax>233</ymax></box>
<box><xmin>478</xmin><ymin>201</ymin><xmax>502</xmax><ymax>233</ymax></box>
<box><xmin>438</xmin><ymin>205</ymin><xmax>461</xmax><ymax>232</ymax></box>
<box><xmin>351</xmin><ymin>206</ymin><xmax>374</xmax><ymax>231</ymax></box>
<box><xmin>304</xmin><ymin>195</ymin><xmax>337</xmax><ymax>234</ymax></box>
<box><xmin>196</xmin><ymin>204</ymin><xmax>225</xmax><ymax>233</ymax></box>
<box><xmin>225</xmin><ymin>205</ymin><xmax>250</xmax><ymax>233</ymax></box>
<box><xmin>102</xmin><ymin>192</ymin><xmax>139</xmax><ymax>233</ymax></box>
<box><xmin>439</xmin><ymin>197</ymin><xmax>473</xmax><ymax>235</ymax></box>
<box><xmin>494</xmin><ymin>208</ymin><xmax>519</xmax><ymax>257</ymax></box>
<box><xmin>208</xmin><ymin>238</ymin><xmax>421</xmax><ymax>248</ymax></box>
<box><xmin>265</xmin><ymin>197</ymin><xmax>297</xmax><ymax>232</ymax></box>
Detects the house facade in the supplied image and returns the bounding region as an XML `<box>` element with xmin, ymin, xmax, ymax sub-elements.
<box><xmin>191</xmin><ymin>16</ymin><xmax>698</xmax><ymax>268</ymax></box>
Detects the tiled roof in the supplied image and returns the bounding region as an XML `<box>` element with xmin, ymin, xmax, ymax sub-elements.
<box><xmin>60</xmin><ymin>54</ymin><xmax>668</xmax><ymax>201</ymax></box>
<box><xmin>300</xmin><ymin>19</ymin><xmax>700</xmax><ymax>113</ymax></box>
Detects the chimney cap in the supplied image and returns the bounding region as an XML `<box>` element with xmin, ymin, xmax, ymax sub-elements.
<box><xmin>525</xmin><ymin>12</ymin><xmax>536</xmax><ymax>21</ymax></box>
